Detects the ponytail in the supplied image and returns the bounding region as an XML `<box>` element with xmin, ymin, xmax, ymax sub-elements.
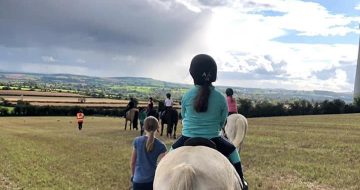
<box><xmin>146</xmin><ymin>131</ymin><xmax>155</xmax><ymax>152</ymax></box>
<box><xmin>194</xmin><ymin>83</ymin><xmax>211</xmax><ymax>112</ymax></box>
<box><xmin>143</xmin><ymin>116</ymin><xmax>159</xmax><ymax>152</ymax></box>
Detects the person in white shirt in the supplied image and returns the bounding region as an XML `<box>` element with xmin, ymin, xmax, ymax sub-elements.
<box><xmin>165</xmin><ymin>93</ymin><xmax>173</xmax><ymax>108</ymax></box>
<box><xmin>163</xmin><ymin>93</ymin><xmax>173</xmax><ymax>117</ymax></box>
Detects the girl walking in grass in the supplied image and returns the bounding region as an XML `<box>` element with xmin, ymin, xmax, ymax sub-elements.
<box><xmin>130</xmin><ymin>116</ymin><xmax>167</xmax><ymax>190</ymax></box>
<box><xmin>76</xmin><ymin>109</ymin><xmax>84</xmax><ymax>130</ymax></box>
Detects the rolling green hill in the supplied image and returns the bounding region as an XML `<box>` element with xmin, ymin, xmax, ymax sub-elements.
<box><xmin>0</xmin><ymin>72</ymin><xmax>353</xmax><ymax>102</ymax></box>
<box><xmin>0</xmin><ymin>72</ymin><xmax>190</xmax><ymax>100</ymax></box>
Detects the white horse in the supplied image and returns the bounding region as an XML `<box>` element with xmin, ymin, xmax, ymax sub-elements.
<box><xmin>222</xmin><ymin>113</ymin><xmax>248</xmax><ymax>151</ymax></box>
<box><xmin>154</xmin><ymin>113</ymin><xmax>248</xmax><ymax>190</ymax></box>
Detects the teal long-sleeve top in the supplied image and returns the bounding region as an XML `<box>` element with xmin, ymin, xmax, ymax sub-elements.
<box><xmin>181</xmin><ymin>85</ymin><xmax>228</xmax><ymax>138</ymax></box>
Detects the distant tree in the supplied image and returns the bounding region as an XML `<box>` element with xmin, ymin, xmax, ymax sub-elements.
<box><xmin>354</xmin><ymin>97</ymin><xmax>360</xmax><ymax>109</ymax></box>
<box><xmin>2</xmin><ymin>100</ymin><xmax>11</xmax><ymax>106</ymax></box>
<box><xmin>288</xmin><ymin>100</ymin><xmax>313</xmax><ymax>115</ymax></box>
<box><xmin>273</xmin><ymin>102</ymin><xmax>287</xmax><ymax>116</ymax></box>
<box><xmin>312</xmin><ymin>102</ymin><xmax>321</xmax><ymax>115</ymax></box>
<box><xmin>0</xmin><ymin>108</ymin><xmax>9</xmax><ymax>116</ymax></box>
<box><xmin>98</xmin><ymin>92</ymin><xmax>105</xmax><ymax>98</ymax></box>
<box><xmin>333</xmin><ymin>99</ymin><xmax>346</xmax><ymax>113</ymax></box>
<box><xmin>344</xmin><ymin>103</ymin><xmax>357</xmax><ymax>113</ymax></box>
<box><xmin>288</xmin><ymin>101</ymin><xmax>301</xmax><ymax>115</ymax></box>
<box><xmin>238</xmin><ymin>98</ymin><xmax>253</xmax><ymax>117</ymax></box>
<box><xmin>320</xmin><ymin>99</ymin><xmax>345</xmax><ymax>114</ymax></box>
<box><xmin>253</xmin><ymin>100</ymin><xmax>276</xmax><ymax>117</ymax></box>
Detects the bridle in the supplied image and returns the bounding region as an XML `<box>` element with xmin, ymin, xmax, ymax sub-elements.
<box><xmin>222</xmin><ymin>127</ymin><xmax>228</xmax><ymax>139</ymax></box>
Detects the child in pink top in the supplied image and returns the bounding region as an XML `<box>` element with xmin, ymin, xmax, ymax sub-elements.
<box><xmin>226</xmin><ymin>88</ymin><xmax>238</xmax><ymax>115</ymax></box>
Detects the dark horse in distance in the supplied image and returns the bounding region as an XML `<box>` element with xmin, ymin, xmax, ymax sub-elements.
<box><xmin>158</xmin><ymin>102</ymin><xmax>179</xmax><ymax>139</ymax></box>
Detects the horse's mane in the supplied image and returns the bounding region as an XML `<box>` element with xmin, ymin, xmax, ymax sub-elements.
<box><xmin>169</xmin><ymin>163</ymin><xmax>196</xmax><ymax>190</ymax></box>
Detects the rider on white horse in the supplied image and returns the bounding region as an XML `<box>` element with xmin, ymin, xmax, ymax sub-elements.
<box><xmin>169</xmin><ymin>54</ymin><xmax>248</xmax><ymax>189</ymax></box>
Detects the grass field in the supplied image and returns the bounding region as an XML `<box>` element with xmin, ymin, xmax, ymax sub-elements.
<box><xmin>0</xmin><ymin>114</ymin><xmax>359</xmax><ymax>190</ymax></box>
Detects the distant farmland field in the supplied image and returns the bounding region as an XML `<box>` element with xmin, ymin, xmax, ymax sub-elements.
<box><xmin>0</xmin><ymin>90</ymin><xmax>180</xmax><ymax>108</ymax></box>
<box><xmin>0</xmin><ymin>90</ymin><xmax>83</xmax><ymax>97</ymax></box>
<box><xmin>0</xmin><ymin>114</ymin><xmax>359</xmax><ymax>190</ymax></box>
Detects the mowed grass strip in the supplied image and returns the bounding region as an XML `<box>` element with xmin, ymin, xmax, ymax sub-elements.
<box><xmin>0</xmin><ymin>114</ymin><xmax>359</xmax><ymax>189</ymax></box>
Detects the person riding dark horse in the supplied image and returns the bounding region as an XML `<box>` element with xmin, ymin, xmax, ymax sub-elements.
<box><xmin>159</xmin><ymin>101</ymin><xmax>178</xmax><ymax>139</ymax></box>
<box><xmin>123</xmin><ymin>97</ymin><xmax>137</xmax><ymax>117</ymax></box>
<box><xmin>146</xmin><ymin>97</ymin><xmax>154</xmax><ymax>117</ymax></box>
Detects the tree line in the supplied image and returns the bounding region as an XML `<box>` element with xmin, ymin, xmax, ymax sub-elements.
<box><xmin>1</xmin><ymin>98</ymin><xmax>360</xmax><ymax>117</ymax></box>
<box><xmin>238</xmin><ymin>98</ymin><xmax>360</xmax><ymax>118</ymax></box>
<box><xmin>0</xmin><ymin>100</ymin><xmax>124</xmax><ymax>117</ymax></box>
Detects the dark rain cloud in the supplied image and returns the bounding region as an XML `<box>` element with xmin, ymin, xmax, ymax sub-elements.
<box><xmin>0</xmin><ymin>0</ymin><xmax>210</xmax><ymax>78</ymax></box>
<box><xmin>0</xmin><ymin>1</ymin><xmax>204</xmax><ymax>50</ymax></box>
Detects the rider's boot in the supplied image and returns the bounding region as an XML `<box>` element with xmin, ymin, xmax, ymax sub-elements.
<box><xmin>233</xmin><ymin>162</ymin><xmax>248</xmax><ymax>190</ymax></box>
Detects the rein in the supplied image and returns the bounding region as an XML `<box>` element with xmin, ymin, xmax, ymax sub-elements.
<box><xmin>222</xmin><ymin>127</ymin><xmax>228</xmax><ymax>139</ymax></box>
<box><xmin>222</xmin><ymin>118</ymin><xmax>228</xmax><ymax>139</ymax></box>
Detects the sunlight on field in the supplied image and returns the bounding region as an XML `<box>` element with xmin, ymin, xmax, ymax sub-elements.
<box><xmin>0</xmin><ymin>114</ymin><xmax>359</xmax><ymax>190</ymax></box>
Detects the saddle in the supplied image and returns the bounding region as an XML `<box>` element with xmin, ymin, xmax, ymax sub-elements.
<box><xmin>184</xmin><ymin>137</ymin><xmax>217</xmax><ymax>150</ymax></box>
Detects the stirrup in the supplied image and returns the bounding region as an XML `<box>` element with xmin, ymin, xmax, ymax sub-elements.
<box><xmin>242</xmin><ymin>180</ymin><xmax>248</xmax><ymax>190</ymax></box>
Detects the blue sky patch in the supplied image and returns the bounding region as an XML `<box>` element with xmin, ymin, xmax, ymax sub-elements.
<box><xmin>260</xmin><ymin>10</ymin><xmax>286</xmax><ymax>17</ymax></box>
<box><xmin>274</xmin><ymin>30</ymin><xmax>359</xmax><ymax>45</ymax></box>
<box><xmin>302</xmin><ymin>0</ymin><xmax>360</xmax><ymax>16</ymax></box>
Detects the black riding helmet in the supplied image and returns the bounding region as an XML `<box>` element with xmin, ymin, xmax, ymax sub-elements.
<box><xmin>225</xmin><ymin>88</ymin><xmax>234</xmax><ymax>96</ymax></box>
<box><xmin>189</xmin><ymin>54</ymin><xmax>217</xmax><ymax>85</ymax></box>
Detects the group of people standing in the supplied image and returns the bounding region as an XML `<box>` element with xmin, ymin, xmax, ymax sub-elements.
<box><xmin>126</xmin><ymin>93</ymin><xmax>174</xmax><ymax>136</ymax></box>
<box><xmin>130</xmin><ymin>54</ymin><xmax>247</xmax><ymax>190</ymax></box>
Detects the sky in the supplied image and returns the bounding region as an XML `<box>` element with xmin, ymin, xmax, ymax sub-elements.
<box><xmin>0</xmin><ymin>0</ymin><xmax>359</xmax><ymax>92</ymax></box>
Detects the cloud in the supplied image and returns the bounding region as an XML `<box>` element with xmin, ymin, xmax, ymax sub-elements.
<box><xmin>0</xmin><ymin>0</ymin><xmax>358</xmax><ymax>92</ymax></box>
<box><xmin>355</xmin><ymin>3</ymin><xmax>360</xmax><ymax>10</ymax></box>
<box><xmin>41</xmin><ymin>56</ymin><xmax>56</xmax><ymax>63</ymax></box>
<box><xmin>312</xmin><ymin>68</ymin><xmax>336</xmax><ymax>80</ymax></box>
<box><xmin>198</xmin><ymin>0</ymin><xmax>230</xmax><ymax>7</ymax></box>
<box><xmin>204</xmin><ymin>0</ymin><xmax>359</xmax><ymax>92</ymax></box>
<box><xmin>76</xmin><ymin>59</ymin><xmax>86</xmax><ymax>64</ymax></box>
<box><xmin>0</xmin><ymin>0</ymin><xmax>210</xmax><ymax>79</ymax></box>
